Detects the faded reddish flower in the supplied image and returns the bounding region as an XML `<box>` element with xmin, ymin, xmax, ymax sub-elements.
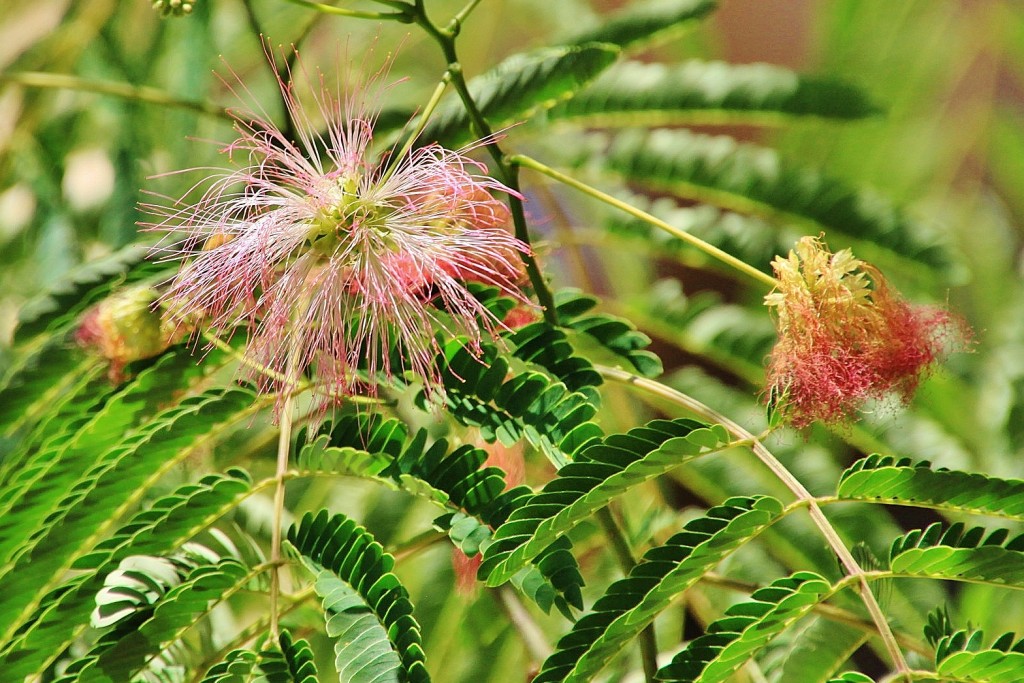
<box><xmin>145</xmin><ymin>52</ymin><xmax>532</xmax><ymax>411</ymax></box>
<box><xmin>75</xmin><ymin>286</ymin><xmax>173</xmax><ymax>382</ymax></box>
<box><xmin>764</xmin><ymin>235</ymin><xmax>967</xmax><ymax>428</ymax></box>
<box><xmin>452</xmin><ymin>442</ymin><xmax>526</xmax><ymax>595</ymax></box>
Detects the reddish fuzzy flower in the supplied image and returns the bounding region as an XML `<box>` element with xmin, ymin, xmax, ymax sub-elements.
<box><xmin>75</xmin><ymin>286</ymin><xmax>175</xmax><ymax>382</ymax></box>
<box><xmin>764</xmin><ymin>236</ymin><xmax>967</xmax><ymax>428</ymax></box>
<box><xmin>452</xmin><ymin>442</ymin><xmax>526</xmax><ymax>595</ymax></box>
<box><xmin>145</xmin><ymin>52</ymin><xmax>532</xmax><ymax>411</ymax></box>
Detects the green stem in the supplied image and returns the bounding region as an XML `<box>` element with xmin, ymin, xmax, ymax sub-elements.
<box><xmin>511</xmin><ymin>154</ymin><xmax>779</xmax><ymax>290</ymax></box>
<box><xmin>200</xmin><ymin>330</ymin><xmax>389</xmax><ymax>405</ymax></box>
<box><xmin>595</xmin><ymin>507</ymin><xmax>659</xmax><ymax>683</ymax></box>
<box><xmin>596</xmin><ymin>365</ymin><xmax>911</xmax><ymax>677</ymax></box>
<box><xmin>0</xmin><ymin>72</ymin><xmax>230</xmax><ymax>120</ymax></box>
<box><xmin>281</xmin><ymin>0</ymin><xmax>412</xmax><ymax>21</ymax></box>
<box><xmin>380</xmin><ymin>74</ymin><xmax>452</xmax><ymax>184</ymax></box>
<box><xmin>409</xmin><ymin>2</ymin><xmax>559</xmax><ymax>323</ymax></box>
<box><xmin>494</xmin><ymin>586</ymin><xmax>552</xmax><ymax>663</ymax></box>
<box><xmin>451</xmin><ymin>0</ymin><xmax>484</xmax><ymax>25</ymax></box>
<box><xmin>269</xmin><ymin>392</ymin><xmax>294</xmax><ymax>641</ymax></box>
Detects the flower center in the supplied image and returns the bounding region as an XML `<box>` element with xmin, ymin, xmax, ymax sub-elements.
<box><xmin>306</xmin><ymin>174</ymin><xmax>392</xmax><ymax>256</ymax></box>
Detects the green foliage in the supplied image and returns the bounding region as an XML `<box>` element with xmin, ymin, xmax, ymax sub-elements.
<box><xmin>552</xmin><ymin>60</ymin><xmax>881</xmax><ymax>126</ymax></box>
<box><xmin>0</xmin><ymin>1</ymin><xmax>1014</xmax><ymax>682</ymax></box>
<box><xmin>480</xmin><ymin>418</ymin><xmax>732</xmax><ymax>585</ymax></box>
<box><xmin>888</xmin><ymin>522</ymin><xmax>1024</xmax><ymax>587</ymax></box>
<box><xmin>838</xmin><ymin>455</ymin><xmax>1024</xmax><ymax>520</ymax></box>
<box><xmin>411</xmin><ymin>44</ymin><xmax>620</xmax><ymax>148</ymax></box>
<box><xmin>598</xmin><ymin>128</ymin><xmax>954</xmax><ymax>275</ymax></box>
<box><xmin>533</xmin><ymin>496</ymin><xmax>784</xmax><ymax>682</ymax></box>
<box><xmin>288</xmin><ymin>511</ymin><xmax>431</xmax><ymax>683</ymax></box>
<box><xmin>655</xmin><ymin>571</ymin><xmax>834</xmax><ymax>682</ymax></box>
<box><xmin>565</xmin><ymin>0</ymin><xmax>717</xmax><ymax>50</ymax></box>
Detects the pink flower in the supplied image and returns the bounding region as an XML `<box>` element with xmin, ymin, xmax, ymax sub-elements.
<box><xmin>145</xmin><ymin>52</ymin><xmax>532</xmax><ymax>412</ymax></box>
<box><xmin>764</xmin><ymin>235</ymin><xmax>968</xmax><ymax>428</ymax></box>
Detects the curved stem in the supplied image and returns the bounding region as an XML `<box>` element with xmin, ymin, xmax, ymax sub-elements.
<box><xmin>596</xmin><ymin>506</ymin><xmax>659</xmax><ymax>682</ymax></box>
<box><xmin>380</xmin><ymin>74</ymin><xmax>452</xmax><ymax>184</ymax></box>
<box><xmin>269</xmin><ymin>393</ymin><xmax>294</xmax><ymax>641</ymax></box>
<box><xmin>0</xmin><ymin>72</ymin><xmax>230</xmax><ymax>120</ymax></box>
<box><xmin>596</xmin><ymin>365</ymin><xmax>911</xmax><ymax>677</ymax></box>
<box><xmin>409</xmin><ymin>2</ymin><xmax>558</xmax><ymax>323</ymax></box>
<box><xmin>511</xmin><ymin>154</ymin><xmax>778</xmax><ymax>290</ymax></box>
<box><xmin>281</xmin><ymin>0</ymin><xmax>412</xmax><ymax>21</ymax></box>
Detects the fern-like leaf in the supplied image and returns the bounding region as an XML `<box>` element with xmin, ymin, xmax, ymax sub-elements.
<box><xmin>552</xmin><ymin>60</ymin><xmax>880</xmax><ymax>126</ymax></box>
<box><xmin>0</xmin><ymin>348</ymin><xmax>218</xmax><ymax>566</ymax></box>
<box><xmin>655</xmin><ymin>571</ymin><xmax>834</xmax><ymax>682</ymax></box>
<box><xmin>888</xmin><ymin>522</ymin><xmax>1024</xmax><ymax>587</ymax></box>
<box><xmin>931</xmin><ymin>627</ymin><xmax>1024</xmax><ymax>683</ymax></box>
<box><xmin>838</xmin><ymin>455</ymin><xmax>1024</xmax><ymax>521</ymax></box>
<box><xmin>10</xmin><ymin>243</ymin><xmax>157</xmax><ymax>349</ymax></box>
<box><xmin>288</xmin><ymin>510</ymin><xmax>430</xmax><ymax>683</ymax></box>
<box><xmin>565</xmin><ymin>0</ymin><xmax>716</xmax><ymax>50</ymax></box>
<box><xmin>430</xmin><ymin>337</ymin><xmax>603</xmax><ymax>464</ymax></box>
<box><xmin>0</xmin><ymin>468</ymin><xmax>254</xmax><ymax>678</ymax></box>
<box><xmin>532</xmin><ymin>496</ymin><xmax>784</xmax><ymax>682</ymax></box>
<box><xmin>280</xmin><ymin>631</ymin><xmax>319</xmax><ymax>683</ymax></box>
<box><xmin>480</xmin><ymin>418</ymin><xmax>732</xmax><ymax>586</ymax></box>
<box><xmin>299</xmin><ymin>415</ymin><xmax>585</xmax><ymax>616</ymax></box>
<box><xmin>409</xmin><ymin>44</ymin><xmax>618</xmax><ymax>148</ymax></box>
<box><xmin>68</xmin><ymin>559</ymin><xmax>259</xmax><ymax>682</ymax></box>
<box><xmin>598</xmin><ymin>128</ymin><xmax>953</xmax><ymax>275</ymax></box>
<box><xmin>554</xmin><ymin>290</ymin><xmax>663</xmax><ymax>378</ymax></box>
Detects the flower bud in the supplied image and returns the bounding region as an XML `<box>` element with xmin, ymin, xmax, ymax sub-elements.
<box><xmin>75</xmin><ymin>287</ymin><xmax>171</xmax><ymax>381</ymax></box>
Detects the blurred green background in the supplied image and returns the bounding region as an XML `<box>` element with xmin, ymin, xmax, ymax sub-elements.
<box><xmin>2</xmin><ymin>3</ymin><xmax>1024</xmax><ymax>676</ymax></box>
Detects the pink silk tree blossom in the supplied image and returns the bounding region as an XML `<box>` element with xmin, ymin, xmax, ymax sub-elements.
<box><xmin>145</xmin><ymin>52</ymin><xmax>532</xmax><ymax>412</ymax></box>
<box><xmin>764</xmin><ymin>235</ymin><xmax>968</xmax><ymax>429</ymax></box>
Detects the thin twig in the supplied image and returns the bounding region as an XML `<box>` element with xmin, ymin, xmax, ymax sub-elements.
<box><xmin>596</xmin><ymin>365</ymin><xmax>912</xmax><ymax>677</ymax></box>
<box><xmin>409</xmin><ymin>1</ymin><xmax>559</xmax><ymax>323</ymax></box>
<box><xmin>511</xmin><ymin>154</ymin><xmax>778</xmax><ymax>290</ymax></box>
<box><xmin>269</xmin><ymin>393</ymin><xmax>294</xmax><ymax>641</ymax></box>
<box><xmin>595</xmin><ymin>507</ymin><xmax>660</xmax><ymax>683</ymax></box>
<box><xmin>494</xmin><ymin>586</ymin><xmax>552</xmax><ymax>663</ymax></box>
<box><xmin>0</xmin><ymin>71</ymin><xmax>230</xmax><ymax>120</ymax></box>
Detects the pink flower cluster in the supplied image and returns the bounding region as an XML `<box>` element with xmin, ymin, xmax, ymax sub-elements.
<box><xmin>146</xmin><ymin>54</ymin><xmax>531</xmax><ymax>411</ymax></box>
<box><xmin>764</xmin><ymin>236</ymin><xmax>967</xmax><ymax>428</ymax></box>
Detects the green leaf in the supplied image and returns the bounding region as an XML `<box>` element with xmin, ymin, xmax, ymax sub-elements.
<box><xmin>430</xmin><ymin>337</ymin><xmax>603</xmax><ymax>465</ymax></box>
<box><xmin>0</xmin><ymin>388</ymin><xmax>257</xmax><ymax>650</ymax></box>
<box><xmin>279</xmin><ymin>631</ymin><xmax>319</xmax><ymax>683</ymax></box>
<box><xmin>0</xmin><ymin>347</ymin><xmax>217</xmax><ymax>567</ymax></box>
<box><xmin>932</xmin><ymin>628</ymin><xmax>1024</xmax><ymax>683</ymax></box>
<box><xmin>414</xmin><ymin>43</ymin><xmax>619</xmax><ymax>148</ymax></box>
<box><xmin>838</xmin><ymin>455</ymin><xmax>1024</xmax><ymax>521</ymax></box>
<box><xmin>564</xmin><ymin>0</ymin><xmax>717</xmax><ymax>50</ymax></box>
<box><xmin>299</xmin><ymin>415</ymin><xmax>585</xmax><ymax>616</ymax></box>
<box><xmin>199</xmin><ymin>647</ymin><xmax>293</xmax><ymax>683</ymax></box>
<box><xmin>288</xmin><ymin>510</ymin><xmax>430</xmax><ymax>683</ymax></box>
<box><xmin>74</xmin><ymin>559</ymin><xmax>257</xmax><ymax>682</ymax></box>
<box><xmin>655</xmin><ymin>571</ymin><xmax>834</xmax><ymax>682</ymax></box>
<box><xmin>888</xmin><ymin>522</ymin><xmax>1024</xmax><ymax>588</ymax></box>
<box><xmin>0</xmin><ymin>337</ymin><xmax>101</xmax><ymax>438</ymax></box>
<box><xmin>554</xmin><ymin>290</ymin><xmax>663</xmax><ymax>378</ymax></box>
<box><xmin>771</xmin><ymin>617</ymin><xmax>868</xmax><ymax>683</ymax></box>
<box><xmin>598</xmin><ymin>128</ymin><xmax>954</xmax><ymax>276</ymax></box>
<box><xmin>480</xmin><ymin>418</ymin><xmax>732</xmax><ymax>586</ymax></box>
<box><xmin>532</xmin><ymin>496</ymin><xmax>784</xmax><ymax>682</ymax></box>
<box><xmin>0</xmin><ymin>468</ymin><xmax>254</xmax><ymax>678</ymax></box>
<box><xmin>11</xmin><ymin>243</ymin><xmax>157</xmax><ymax>349</ymax></box>
<box><xmin>551</xmin><ymin>60</ymin><xmax>880</xmax><ymax>126</ymax></box>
